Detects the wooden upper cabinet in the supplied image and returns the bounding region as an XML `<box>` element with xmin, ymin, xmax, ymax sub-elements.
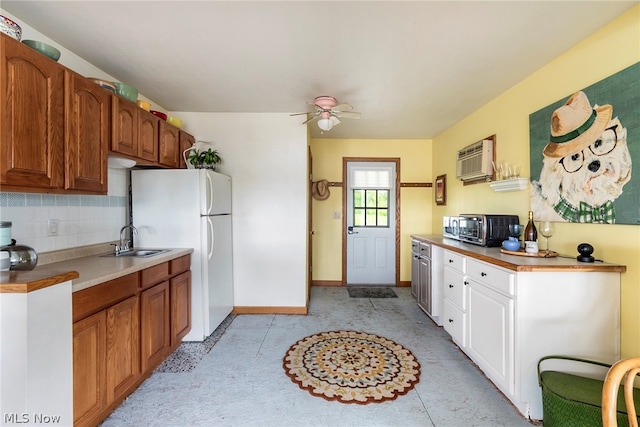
<box><xmin>179</xmin><ymin>131</ymin><xmax>195</xmax><ymax>169</ymax></box>
<box><xmin>65</xmin><ymin>71</ymin><xmax>110</xmax><ymax>193</ymax></box>
<box><xmin>158</xmin><ymin>120</ymin><xmax>179</xmax><ymax>168</ymax></box>
<box><xmin>111</xmin><ymin>97</ymin><xmax>138</xmax><ymax>158</ymax></box>
<box><xmin>0</xmin><ymin>34</ymin><xmax>65</xmax><ymax>190</ymax></box>
<box><xmin>138</xmin><ymin>110</ymin><xmax>159</xmax><ymax>163</ymax></box>
<box><xmin>112</xmin><ymin>99</ymin><xmax>159</xmax><ymax>164</ymax></box>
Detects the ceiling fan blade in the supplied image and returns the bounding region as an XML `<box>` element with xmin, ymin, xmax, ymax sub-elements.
<box><xmin>302</xmin><ymin>115</ymin><xmax>317</xmax><ymax>125</ymax></box>
<box><xmin>290</xmin><ymin>112</ymin><xmax>312</xmax><ymax>117</ymax></box>
<box><xmin>332</xmin><ymin>103</ymin><xmax>353</xmax><ymax>112</ymax></box>
<box><xmin>335</xmin><ymin>111</ymin><xmax>361</xmax><ymax>119</ymax></box>
<box><xmin>329</xmin><ymin>116</ymin><xmax>341</xmax><ymax>126</ymax></box>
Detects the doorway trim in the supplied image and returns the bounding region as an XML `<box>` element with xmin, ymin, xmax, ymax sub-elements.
<box><xmin>342</xmin><ymin>157</ymin><xmax>401</xmax><ymax>286</ymax></box>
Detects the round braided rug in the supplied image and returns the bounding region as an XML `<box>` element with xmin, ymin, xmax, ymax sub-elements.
<box><xmin>283</xmin><ymin>330</ymin><xmax>420</xmax><ymax>404</ymax></box>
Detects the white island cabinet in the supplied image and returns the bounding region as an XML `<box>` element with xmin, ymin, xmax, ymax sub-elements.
<box><xmin>0</xmin><ymin>274</ymin><xmax>78</xmax><ymax>427</ymax></box>
<box><xmin>412</xmin><ymin>235</ymin><xmax>625</xmax><ymax>421</ymax></box>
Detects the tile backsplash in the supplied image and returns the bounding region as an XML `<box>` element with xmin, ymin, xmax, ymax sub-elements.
<box><xmin>0</xmin><ymin>169</ymin><xmax>129</xmax><ymax>253</ymax></box>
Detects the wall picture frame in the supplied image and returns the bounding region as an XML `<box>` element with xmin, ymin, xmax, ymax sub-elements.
<box><xmin>435</xmin><ymin>174</ymin><xmax>446</xmax><ymax>205</ymax></box>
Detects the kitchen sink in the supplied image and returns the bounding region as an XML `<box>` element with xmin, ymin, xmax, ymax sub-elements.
<box><xmin>99</xmin><ymin>249</ymin><xmax>170</xmax><ymax>258</ymax></box>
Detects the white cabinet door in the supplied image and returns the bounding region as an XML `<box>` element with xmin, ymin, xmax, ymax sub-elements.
<box><xmin>466</xmin><ymin>279</ymin><xmax>514</xmax><ymax>395</ymax></box>
<box><xmin>443</xmin><ymin>299</ymin><xmax>466</xmax><ymax>347</ymax></box>
<box><xmin>443</xmin><ymin>268</ymin><xmax>466</xmax><ymax>310</ymax></box>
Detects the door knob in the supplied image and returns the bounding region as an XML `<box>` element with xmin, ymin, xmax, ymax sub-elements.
<box><xmin>347</xmin><ymin>226</ymin><xmax>359</xmax><ymax>235</ymax></box>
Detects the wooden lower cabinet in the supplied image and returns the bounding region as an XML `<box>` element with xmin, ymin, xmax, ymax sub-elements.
<box><xmin>140</xmin><ymin>281</ymin><xmax>171</xmax><ymax>372</ymax></box>
<box><xmin>72</xmin><ymin>256</ymin><xmax>191</xmax><ymax>426</ymax></box>
<box><xmin>171</xmin><ymin>271</ymin><xmax>191</xmax><ymax>345</ymax></box>
<box><xmin>73</xmin><ymin>311</ymin><xmax>107</xmax><ymax>427</ymax></box>
<box><xmin>106</xmin><ymin>295</ymin><xmax>140</xmax><ymax>404</ymax></box>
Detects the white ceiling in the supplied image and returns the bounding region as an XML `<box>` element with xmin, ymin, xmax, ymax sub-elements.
<box><xmin>3</xmin><ymin>1</ymin><xmax>637</xmax><ymax>139</ymax></box>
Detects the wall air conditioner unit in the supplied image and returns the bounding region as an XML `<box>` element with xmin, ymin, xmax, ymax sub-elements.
<box><xmin>455</xmin><ymin>139</ymin><xmax>494</xmax><ymax>181</ymax></box>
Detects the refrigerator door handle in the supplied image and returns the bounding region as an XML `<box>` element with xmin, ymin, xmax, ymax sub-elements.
<box><xmin>207</xmin><ymin>216</ymin><xmax>215</xmax><ymax>260</ymax></box>
<box><xmin>206</xmin><ymin>172</ymin><xmax>214</xmax><ymax>215</ymax></box>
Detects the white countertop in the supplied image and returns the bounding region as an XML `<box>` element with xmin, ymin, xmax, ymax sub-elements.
<box><xmin>0</xmin><ymin>243</ymin><xmax>193</xmax><ymax>293</ymax></box>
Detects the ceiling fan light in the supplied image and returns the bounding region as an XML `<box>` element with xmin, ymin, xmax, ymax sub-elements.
<box><xmin>317</xmin><ymin>117</ymin><xmax>334</xmax><ymax>131</ymax></box>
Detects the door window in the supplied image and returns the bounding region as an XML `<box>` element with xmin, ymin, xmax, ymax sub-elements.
<box><xmin>353</xmin><ymin>189</ymin><xmax>389</xmax><ymax>227</ymax></box>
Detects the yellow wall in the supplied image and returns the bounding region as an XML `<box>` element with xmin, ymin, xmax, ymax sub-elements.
<box><xmin>432</xmin><ymin>5</ymin><xmax>640</xmax><ymax>356</ymax></box>
<box><xmin>310</xmin><ymin>139</ymin><xmax>432</xmax><ymax>282</ymax></box>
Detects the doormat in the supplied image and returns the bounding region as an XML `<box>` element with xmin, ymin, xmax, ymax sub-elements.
<box><xmin>155</xmin><ymin>313</ymin><xmax>235</xmax><ymax>373</ymax></box>
<box><xmin>283</xmin><ymin>330</ymin><xmax>420</xmax><ymax>404</ymax></box>
<box><xmin>347</xmin><ymin>287</ymin><xmax>397</xmax><ymax>298</ymax></box>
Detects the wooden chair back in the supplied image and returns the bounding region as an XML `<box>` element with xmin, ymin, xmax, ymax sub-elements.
<box><xmin>602</xmin><ymin>356</ymin><xmax>640</xmax><ymax>427</ymax></box>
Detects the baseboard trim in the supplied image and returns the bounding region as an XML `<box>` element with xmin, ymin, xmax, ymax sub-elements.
<box><xmin>312</xmin><ymin>280</ymin><xmax>343</xmax><ymax>287</ymax></box>
<box><xmin>233</xmin><ymin>306</ymin><xmax>308</xmax><ymax>315</ymax></box>
<box><xmin>313</xmin><ymin>280</ymin><xmax>410</xmax><ymax>287</ymax></box>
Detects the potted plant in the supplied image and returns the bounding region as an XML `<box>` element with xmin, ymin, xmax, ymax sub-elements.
<box><xmin>188</xmin><ymin>148</ymin><xmax>222</xmax><ymax>170</ymax></box>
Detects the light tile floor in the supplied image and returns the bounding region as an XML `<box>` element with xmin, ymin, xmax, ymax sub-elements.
<box><xmin>102</xmin><ymin>287</ymin><xmax>537</xmax><ymax>427</ymax></box>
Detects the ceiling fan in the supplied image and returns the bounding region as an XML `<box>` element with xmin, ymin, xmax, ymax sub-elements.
<box><xmin>291</xmin><ymin>96</ymin><xmax>361</xmax><ymax>131</ymax></box>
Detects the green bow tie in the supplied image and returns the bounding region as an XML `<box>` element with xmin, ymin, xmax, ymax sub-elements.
<box><xmin>554</xmin><ymin>197</ymin><xmax>616</xmax><ymax>223</ymax></box>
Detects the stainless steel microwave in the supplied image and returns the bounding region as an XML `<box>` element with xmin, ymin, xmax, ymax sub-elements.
<box><xmin>458</xmin><ymin>214</ymin><xmax>519</xmax><ymax>247</ymax></box>
<box><xmin>442</xmin><ymin>216</ymin><xmax>460</xmax><ymax>240</ymax></box>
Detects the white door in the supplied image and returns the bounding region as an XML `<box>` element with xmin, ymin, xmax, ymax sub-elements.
<box><xmin>346</xmin><ymin>161</ymin><xmax>396</xmax><ymax>285</ymax></box>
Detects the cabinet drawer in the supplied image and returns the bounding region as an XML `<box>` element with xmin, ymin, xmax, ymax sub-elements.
<box><xmin>419</xmin><ymin>242</ymin><xmax>431</xmax><ymax>258</ymax></box>
<box><xmin>443</xmin><ymin>250</ymin><xmax>465</xmax><ymax>273</ymax></box>
<box><xmin>443</xmin><ymin>268</ymin><xmax>466</xmax><ymax>310</ymax></box>
<box><xmin>411</xmin><ymin>240</ymin><xmax>420</xmax><ymax>254</ymax></box>
<box><xmin>73</xmin><ymin>273</ymin><xmax>138</xmax><ymax>323</ymax></box>
<box><xmin>170</xmin><ymin>255</ymin><xmax>191</xmax><ymax>275</ymax></box>
<box><xmin>467</xmin><ymin>259</ymin><xmax>514</xmax><ymax>296</ymax></box>
<box><xmin>443</xmin><ymin>299</ymin><xmax>466</xmax><ymax>347</ymax></box>
<box><xmin>140</xmin><ymin>262</ymin><xmax>170</xmax><ymax>289</ymax></box>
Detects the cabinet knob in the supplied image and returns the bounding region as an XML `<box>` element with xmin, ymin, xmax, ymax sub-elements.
<box><xmin>448</xmin><ymin>259</ymin><xmax>454</xmax><ymax>263</ymax></box>
<box><xmin>448</xmin><ymin>319</ymin><xmax>454</xmax><ymax>323</ymax></box>
<box><xmin>448</xmin><ymin>284</ymin><xmax>454</xmax><ymax>288</ymax></box>
<box><xmin>464</xmin><ymin>281</ymin><xmax>469</xmax><ymax>285</ymax></box>
<box><xmin>481</xmin><ymin>272</ymin><xmax>487</xmax><ymax>277</ymax></box>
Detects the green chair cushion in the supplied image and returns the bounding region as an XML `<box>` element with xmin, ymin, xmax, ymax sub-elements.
<box><xmin>541</xmin><ymin>370</ymin><xmax>640</xmax><ymax>415</ymax></box>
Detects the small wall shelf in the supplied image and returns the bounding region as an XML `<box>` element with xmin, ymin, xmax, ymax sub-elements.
<box><xmin>489</xmin><ymin>178</ymin><xmax>529</xmax><ymax>192</ymax></box>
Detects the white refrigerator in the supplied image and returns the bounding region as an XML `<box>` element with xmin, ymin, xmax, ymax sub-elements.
<box><xmin>131</xmin><ymin>169</ymin><xmax>233</xmax><ymax>342</ymax></box>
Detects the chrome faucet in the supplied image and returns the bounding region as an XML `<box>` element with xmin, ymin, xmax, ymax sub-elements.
<box><xmin>113</xmin><ymin>225</ymin><xmax>138</xmax><ymax>255</ymax></box>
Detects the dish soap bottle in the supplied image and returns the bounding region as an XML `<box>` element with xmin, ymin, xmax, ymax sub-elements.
<box><xmin>524</xmin><ymin>211</ymin><xmax>538</xmax><ymax>252</ymax></box>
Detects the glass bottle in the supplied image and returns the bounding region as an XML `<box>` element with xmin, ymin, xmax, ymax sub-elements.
<box><xmin>524</xmin><ymin>211</ymin><xmax>538</xmax><ymax>243</ymax></box>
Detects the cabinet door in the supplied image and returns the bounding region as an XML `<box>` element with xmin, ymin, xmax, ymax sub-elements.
<box><xmin>179</xmin><ymin>131</ymin><xmax>195</xmax><ymax>169</ymax></box>
<box><xmin>466</xmin><ymin>280</ymin><xmax>514</xmax><ymax>395</ymax></box>
<box><xmin>419</xmin><ymin>256</ymin><xmax>431</xmax><ymax>313</ymax></box>
<box><xmin>73</xmin><ymin>310</ymin><xmax>106</xmax><ymax>427</ymax></box>
<box><xmin>140</xmin><ymin>281</ymin><xmax>170</xmax><ymax>372</ymax></box>
<box><xmin>138</xmin><ymin>109</ymin><xmax>159</xmax><ymax>163</ymax></box>
<box><xmin>65</xmin><ymin>71</ymin><xmax>109</xmax><ymax>193</ymax></box>
<box><xmin>170</xmin><ymin>271</ymin><xmax>191</xmax><ymax>346</ymax></box>
<box><xmin>158</xmin><ymin>121</ymin><xmax>179</xmax><ymax>168</ymax></box>
<box><xmin>443</xmin><ymin>267</ymin><xmax>466</xmax><ymax>310</ymax></box>
<box><xmin>411</xmin><ymin>253</ymin><xmax>419</xmax><ymax>299</ymax></box>
<box><xmin>111</xmin><ymin>97</ymin><xmax>138</xmax><ymax>158</ymax></box>
<box><xmin>106</xmin><ymin>295</ymin><xmax>140</xmax><ymax>405</ymax></box>
<box><xmin>443</xmin><ymin>299</ymin><xmax>466</xmax><ymax>347</ymax></box>
<box><xmin>0</xmin><ymin>34</ymin><xmax>65</xmax><ymax>190</ymax></box>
